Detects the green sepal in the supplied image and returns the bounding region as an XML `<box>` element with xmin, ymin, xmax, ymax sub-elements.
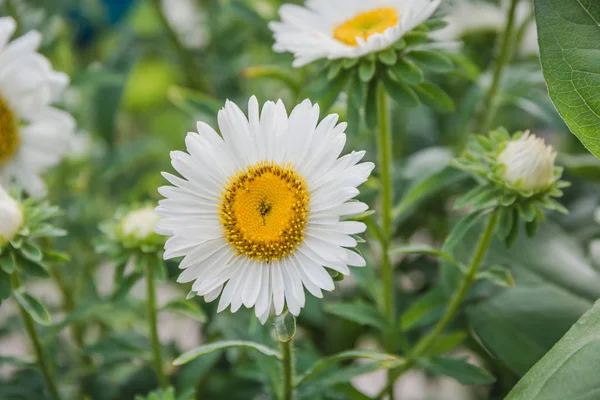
<box><xmin>359</xmin><ymin>59</ymin><xmax>376</xmax><ymax>82</ymax></box>
<box><xmin>391</xmin><ymin>58</ymin><xmax>424</xmax><ymax>85</ymax></box>
<box><xmin>365</xmin><ymin>80</ymin><xmax>379</xmax><ymax>129</ymax></box>
<box><xmin>504</xmin><ymin>208</ymin><xmax>520</xmax><ymax>248</ymax></box>
<box><xmin>403</xmin><ymin>31</ymin><xmax>430</xmax><ymax>46</ymax></box>
<box><xmin>0</xmin><ymin>252</ymin><xmax>16</xmax><ymax>274</ymax></box>
<box><xmin>327</xmin><ymin>61</ymin><xmax>343</xmax><ymax>81</ymax></box>
<box><xmin>497</xmin><ymin>206</ymin><xmax>515</xmax><ymax>240</ymax></box>
<box><xmin>525</xmin><ymin>216</ymin><xmax>540</xmax><ymax>237</ymax></box>
<box><xmin>408</xmin><ymin>50</ymin><xmax>453</xmax><ymax>73</ymax></box>
<box><xmin>377</xmin><ymin>48</ymin><xmax>398</xmax><ymax>66</ymax></box>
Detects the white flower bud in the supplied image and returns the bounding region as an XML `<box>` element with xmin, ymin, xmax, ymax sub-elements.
<box><xmin>0</xmin><ymin>185</ymin><xmax>23</xmax><ymax>246</ymax></box>
<box><xmin>497</xmin><ymin>131</ymin><xmax>557</xmax><ymax>192</ymax></box>
<box><xmin>119</xmin><ymin>206</ymin><xmax>160</xmax><ymax>241</ymax></box>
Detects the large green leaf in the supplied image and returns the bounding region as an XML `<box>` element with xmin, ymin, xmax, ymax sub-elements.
<box><xmin>467</xmin><ymin>222</ymin><xmax>600</xmax><ymax>375</ymax></box>
<box><xmin>534</xmin><ymin>0</ymin><xmax>600</xmax><ymax>158</ymax></box>
<box><xmin>506</xmin><ymin>300</ymin><xmax>600</xmax><ymax>399</ymax></box>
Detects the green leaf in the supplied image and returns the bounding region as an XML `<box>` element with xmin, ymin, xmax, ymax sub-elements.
<box><xmin>391</xmin><ymin>58</ymin><xmax>424</xmax><ymax>85</ymax></box>
<box><xmin>534</xmin><ymin>0</ymin><xmax>600</xmax><ymax>159</ymax></box>
<box><xmin>400</xmin><ymin>286</ymin><xmax>447</xmax><ymax>332</ymax></box>
<box><xmin>419</xmin><ymin>356</ymin><xmax>496</xmax><ymax>385</ymax></box>
<box><xmin>168</xmin><ymin>86</ymin><xmax>222</xmax><ymax>118</ymax></box>
<box><xmin>391</xmin><ymin>245</ymin><xmax>458</xmax><ymax>266</ymax></box>
<box><xmin>173</xmin><ymin>341</ymin><xmax>281</xmax><ymax>366</ymax></box>
<box><xmin>393</xmin><ymin>167</ymin><xmax>467</xmax><ymax>222</ymax></box>
<box><xmin>381</xmin><ymin>74</ymin><xmax>419</xmax><ymax>107</ymax></box>
<box><xmin>443</xmin><ymin>211</ymin><xmax>488</xmax><ymax>253</ymax></box>
<box><xmin>467</xmin><ymin>222</ymin><xmax>600</xmax><ymax>374</ymax></box>
<box><xmin>408</xmin><ymin>50</ymin><xmax>453</xmax><ymax>73</ymax></box>
<box><xmin>13</xmin><ymin>290</ymin><xmax>51</xmax><ymax>326</ymax></box>
<box><xmin>325</xmin><ymin>302</ymin><xmax>389</xmax><ymax>332</ymax></box>
<box><xmin>274</xmin><ymin>311</ymin><xmax>296</xmax><ymax>342</ymax></box>
<box><xmin>296</xmin><ymin>350</ymin><xmax>401</xmax><ymax>386</ymax></box>
<box><xmin>477</xmin><ymin>265</ymin><xmax>515</xmax><ymax>287</ymax></box>
<box><xmin>299</xmin><ymin>359</ymin><xmax>405</xmax><ymax>398</ymax></box>
<box><xmin>506</xmin><ymin>300</ymin><xmax>600</xmax><ymax>399</ymax></box>
<box><xmin>313</xmin><ymin>71</ymin><xmax>351</xmax><ymax>113</ymax></box>
<box><xmin>162</xmin><ymin>299</ymin><xmax>207</xmax><ymax>323</ymax></box>
<box><xmin>414</xmin><ymin>82</ymin><xmax>455</xmax><ymax>113</ymax></box>
<box><xmin>17</xmin><ymin>256</ymin><xmax>50</xmax><ymax>278</ymax></box>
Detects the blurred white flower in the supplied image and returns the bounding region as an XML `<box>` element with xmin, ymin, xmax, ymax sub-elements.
<box><xmin>156</xmin><ymin>97</ymin><xmax>373</xmax><ymax>323</ymax></box>
<box><xmin>270</xmin><ymin>0</ymin><xmax>441</xmax><ymax>67</ymax></box>
<box><xmin>0</xmin><ymin>184</ymin><xmax>23</xmax><ymax>246</ymax></box>
<box><xmin>432</xmin><ymin>0</ymin><xmax>538</xmax><ymax>56</ymax></box>
<box><xmin>0</xmin><ymin>17</ymin><xmax>75</xmax><ymax>194</ymax></box>
<box><xmin>161</xmin><ymin>0</ymin><xmax>209</xmax><ymax>49</ymax></box>
<box><xmin>120</xmin><ymin>206</ymin><xmax>161</xmax><ymax>242</ymax></box>
<box><xmin>497</xmin><ymin>131</ymin><xmax>556</xmax><ymax>192</ymax></box>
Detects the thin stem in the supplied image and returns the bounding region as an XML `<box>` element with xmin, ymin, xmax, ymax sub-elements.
<box><xmin>477</xmin><ymin>0</ymin><xmax>520</xmax><ymax>133</ymax></box>
<box><xmin>279</xmin><ymin>340</ymin><xmax>295</xmax><ymax>400</ymax></box>
<box><xmin>149</xmin><ymin>0</ymin><xmax>206</xmax><ymax>90</ymax></box>
<box><xmin>376</xmin><ymin>83</ymin><xmax>395</xmax><ymax>400</ymax></box>
<box><xmin>378</xmin><ymin>211</ymin><xmax>499</xmax><ymax>398</ymax></box>
<box><xmin>377</xmin><ymin>83</ymin><xmax>394</xmax><ymax>320</ymax></box>
<box><xmin>11</xmin><ymin>272</ymin><xmax>62</xmax><ymax>400</ymax></box>
<box><xmin>145</xmin><ymin>258</ymin><xmax>168</xmax><ymax>388</ymax></box>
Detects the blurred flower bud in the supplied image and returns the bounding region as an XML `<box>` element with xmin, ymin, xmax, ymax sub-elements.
<box><xmin>497</xmin><ymin>131</ymin><xmax>556</xmax><ymax>192</ymax></box>
<box><xmin>0</xmin><ymin>185</ymin><xmax>23</xmax><ymax>246</ymax></box>
<box><xmin>119</xmin><ymin>206</ymin><xmax>160</xmax><ymax>242</ymax></box>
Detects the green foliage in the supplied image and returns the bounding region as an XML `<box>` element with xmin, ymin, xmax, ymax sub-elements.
<box><xmin>535</xmin><ymin>0</ymin><xmax>600</xmax><ymax>159</ymax></box>
<box><xmin>506</xmin><ymin>300</ymin><xmax>600</xmax><ymax>399</ymax></box>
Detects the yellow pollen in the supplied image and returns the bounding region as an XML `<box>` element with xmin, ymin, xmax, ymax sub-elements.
<box><xmin>0</xmin><ymin>96</ymin><xmax>19</xmax><ymax>166</ymax></box>
<box><xmin>333</xmin><ymin>8</ymin><xmax>399</xmax><ymax>47</ymax></box>
<box><xmin>219</xmin><ymin>161</ymin><xmax>310</xmax><ymax>262</ymax></box>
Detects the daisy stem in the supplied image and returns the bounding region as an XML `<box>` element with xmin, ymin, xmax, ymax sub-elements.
<box><xmin>144</xmin><ymin>258</ymin><xmax>168</xmax><ymax>389</ymax></box>
<box><xmin>10</xmin><ymin>272</ymin><xmax>62</xmax><ymax>400</ymax></box>
<box><xmin>377</xmin><ymin>83</ymin><xmax>395</xmax><ymax>400</ymax></box>
<box><xmin>279</xmin><ymin>339</ymin><xmax>295</xmax><ymax>400</ymax></box>
<box><xmin>376</xmin><ymin>211</ymin><xmax>499</xmax><ymax>398</ymax></box>
<box><xmin>477</xmin><ymin>0</ymin><xmax>520</xmax><ymax>133</ymax></box>
<box><xmin>377</xmin><ymin>83</ymin><xmax>394</xmax><ymax>320</ymax></box>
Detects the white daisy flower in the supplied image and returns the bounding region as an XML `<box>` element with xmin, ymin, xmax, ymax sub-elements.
<box><xmin>269</xmin><ymin>0</ymin><xmax>441</xmax><ymax>67</ymax></box>
<box><xmin>0</xmin><ymin>17</ymin><xmax>75</xmax><ymax>194</ymax></box>
<box><xmin>155</xmin><ymin>97</ymin><xmax>374</xmax><ymax>323</ymax></box>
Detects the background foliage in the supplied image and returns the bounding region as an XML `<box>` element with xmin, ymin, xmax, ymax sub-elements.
<box><xmin>1</xmin><ymin>0</ymin><xmax>600</xmax><ymax>399</ymax></box>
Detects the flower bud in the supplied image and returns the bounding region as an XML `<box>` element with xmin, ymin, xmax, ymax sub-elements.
<box><xmin>497</xmin><ymin>131</ymin><xmax>556</xmax><ymax>192</ymax></box>
<box><xmin>0</xmin><ymin>185</ymin><xmax>23</xmax><ymax>246</ymax></box>
<box><xmin>119</xmin><ymin>206</ymin><xmax>160</xmax><ymax>242</ymax></box>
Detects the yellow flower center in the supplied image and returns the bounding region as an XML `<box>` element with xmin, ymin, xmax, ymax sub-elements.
<box><xmin>0</xmin><ymin>96</ymin><xmax>19</xmax><ymax>166</ymax></box>
<box><xmin>333</xmin><ymin>8</ymin><xmax>399</xmax><ymax>47</ymax></box>
<box><xmin>219</xmin><ymin>161</ymin><xmax>310</xmax><ymax>262</ymax></box>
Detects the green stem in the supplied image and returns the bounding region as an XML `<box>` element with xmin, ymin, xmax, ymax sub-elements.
<box><xmin>477</xmin><ymin>0</ymin><xmax>520</xmax><ymax>133</ymax></box>
<box><xmin>149</xmin><ymin>0</ymin><xmax>206</xmax><ymax>90</ymax></box>
<box><xmin>279</xmin><ymin>340</ymin><xmax>295</xmax><ymax>400</ymax></box>
<box><xmin>376</xmin><ymin>83</ymin><xmax>395</xmax><ymax>400</ymax></box>
<box><xmin>377</xmin><ymin>83</ymin><xmax>394</xmax><ymax>320</ymax></box>
<box><xmin>378</xmin><ymin>211</ymin><xmax>499</xmax><ymax>398</ymax></box>
<box><xmin>11</xmin><ymin>272</ymin><xmax>62</xmax><ymax>400</ymax></box>
<box><xmin>145</xmin><ymin>259</ymin><xmax>168</xmax><ymax>388</ymax></box>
